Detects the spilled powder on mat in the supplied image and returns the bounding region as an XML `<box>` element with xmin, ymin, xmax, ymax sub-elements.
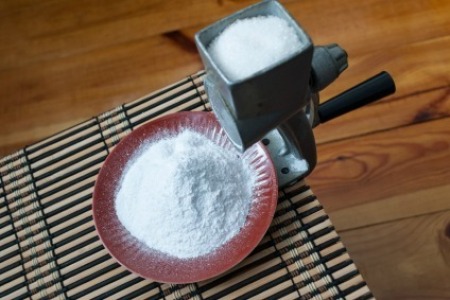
<box><xmin>208</xmin><ymin>15</ymin><xmax>302</xmax><ymax>81</ymax></box>
<box><xmin>115</xmin><ymin>129</ymin><xmax>257</xmax><ymax>259</ymax></box>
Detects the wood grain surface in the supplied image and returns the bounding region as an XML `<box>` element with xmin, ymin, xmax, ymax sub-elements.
<box><xmin>1</xmin><ymin>0</ymin><xmax>449</xmax><ymax>299</ymax></box>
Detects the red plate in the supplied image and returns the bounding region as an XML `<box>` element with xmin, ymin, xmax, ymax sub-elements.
<box><xmin>92</xmin><ymin>111</ymin><xmax>278</xmax><ymax>283</ymax></box>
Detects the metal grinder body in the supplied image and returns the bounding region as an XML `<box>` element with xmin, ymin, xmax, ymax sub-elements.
<box><xmin>195</xmin><ymin>0</ymin><xmax>395</xmax><ymax>188</ymax></box>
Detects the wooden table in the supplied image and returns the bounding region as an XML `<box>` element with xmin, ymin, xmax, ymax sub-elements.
<box><xmin>0</xmin><ymin>0</ymin><xmax>449</xmax><ymax>298</ymax></box>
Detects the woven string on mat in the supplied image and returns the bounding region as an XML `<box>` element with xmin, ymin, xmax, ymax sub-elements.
<box><xmin>0</xmin><ymin>71</ymin><xmax>373</xmax><ymax>300</ymax></box>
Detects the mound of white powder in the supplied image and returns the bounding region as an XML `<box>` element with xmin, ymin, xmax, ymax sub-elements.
<box><xmin>208</xmin><ymin>15</ymin><xmax>302</xmax><ymax>81</ymax></box>
<box><xmin>115</xmin><ymin>130</ymin><xmax>257</xmax><ymax>259</ymax></box>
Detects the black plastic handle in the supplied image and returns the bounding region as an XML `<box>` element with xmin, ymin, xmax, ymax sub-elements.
<box><xmin>318</xmin><ymin>71</ymin><xmax>396</xmax><ymax>123</ymax></box>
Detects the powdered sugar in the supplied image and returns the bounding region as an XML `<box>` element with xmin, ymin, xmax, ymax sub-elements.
<box><xmin>208</xmin><ymin>15</ymin><xmax>302</xmax><ymax>81</ymax></box>
<box><xmin>115</xmin><ymin>129</ymin><xmax>257</xmax><ymax>259</ymax></box>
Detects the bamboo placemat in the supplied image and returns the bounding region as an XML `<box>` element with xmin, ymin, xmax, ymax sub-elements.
<box><xmin>0</xmin><ymin>71</ymin><xmax>373</xmax><ymax>300</ymax></box>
